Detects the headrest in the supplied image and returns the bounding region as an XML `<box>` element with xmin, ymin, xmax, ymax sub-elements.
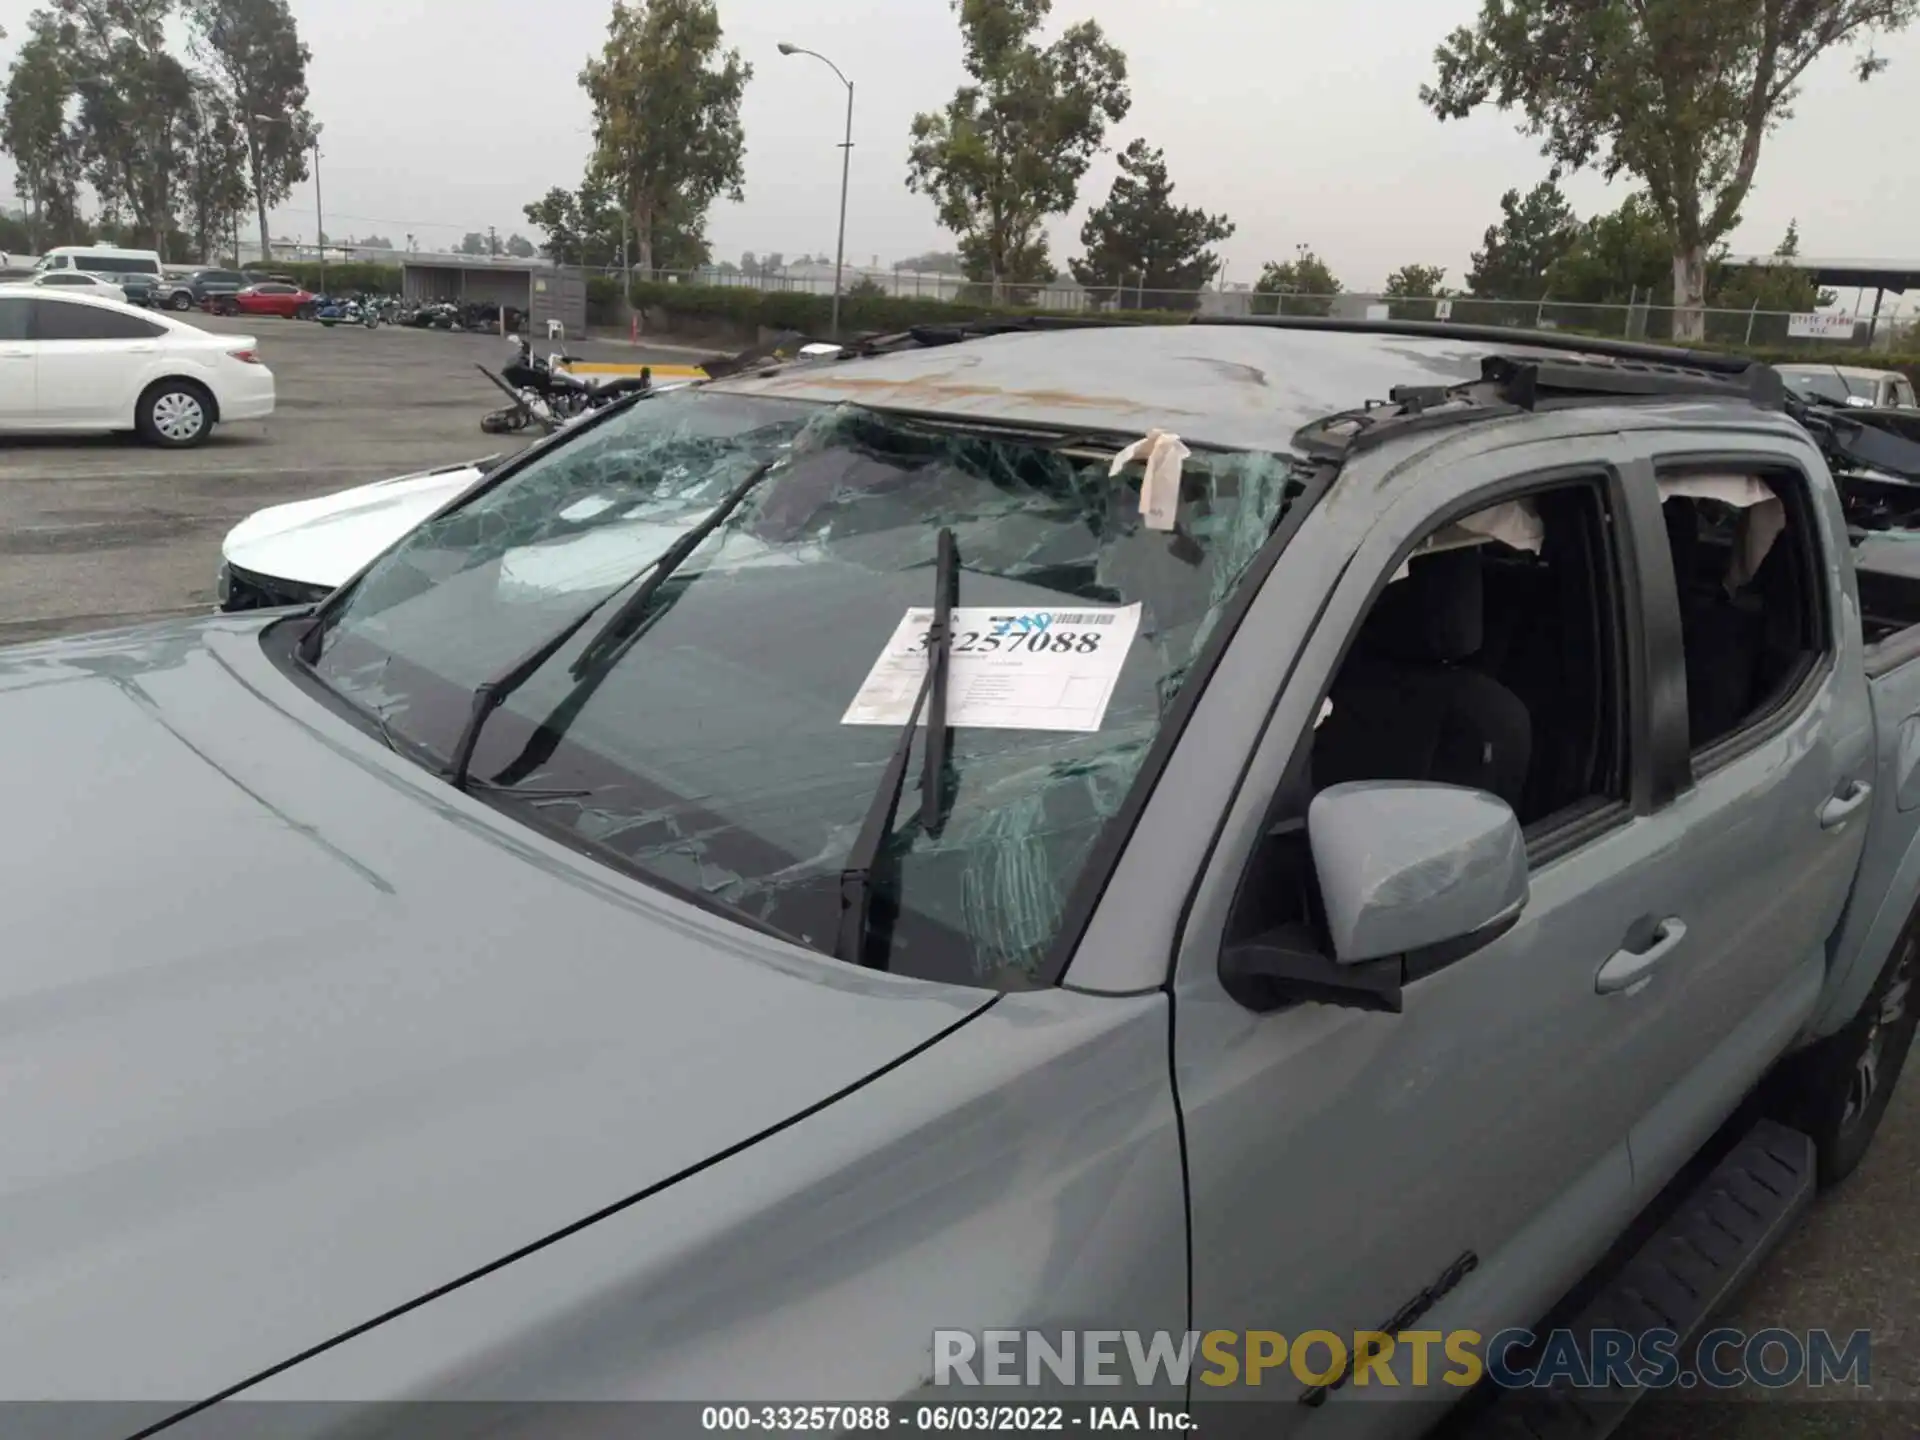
<box><xmin>1359</xmin><ymin>545</ymin><xmax>1484</xmax><ymax>663</ymax></box>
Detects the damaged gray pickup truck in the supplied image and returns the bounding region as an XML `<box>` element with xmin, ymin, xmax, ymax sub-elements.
<box><xmin>8</xmin><ymin>317</ymin><xmax>1920</xmax><ymax>1440</ymax></box>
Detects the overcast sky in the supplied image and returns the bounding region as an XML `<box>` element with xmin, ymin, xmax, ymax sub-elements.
<box><xmin>2</xmin><ymin>0</ymin><xmax>1917</xmax><ymax>293</ymax></box>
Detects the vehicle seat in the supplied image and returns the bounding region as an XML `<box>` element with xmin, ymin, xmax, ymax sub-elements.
<box><xmin>1664</xmin><ymin>499</ymin><xmax>1764</xmax><ymax>747</ymax></box>
<box><xmin>1311</xmin><ymin>546</ymin><xmax>1533</xmax><ymax>811</ymax></box>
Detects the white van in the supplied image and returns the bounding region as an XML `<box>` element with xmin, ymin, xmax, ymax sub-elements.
<box><xmin>34</xmin><ymin>245</ymin><xmax>164</xmax><ymax>281</ymax></box>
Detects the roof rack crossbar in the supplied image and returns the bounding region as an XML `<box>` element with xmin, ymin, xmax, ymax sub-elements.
<box><xmin>1481</xmin><ymin>353</ymin><xmax>1784</xmax><ymax>410</ymax></box>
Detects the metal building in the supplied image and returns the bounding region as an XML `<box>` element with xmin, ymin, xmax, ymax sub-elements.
<box><xmin>398</xmin><ymin>256</ymin><xmax>588</xmax><ymax>337</ymax></box>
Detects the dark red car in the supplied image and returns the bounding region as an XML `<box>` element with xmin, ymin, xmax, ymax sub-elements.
<box><xmin>228</xmin><ymin>282</ymin><xmax>318</xmax><ymax>320</ymax></box>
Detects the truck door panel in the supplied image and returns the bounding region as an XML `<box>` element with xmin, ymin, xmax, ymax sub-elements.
<box><xmin>1616</xmin><ymin>438</ymin><xmax>1873</xmax><ymax>1202</ymax></box>
<box><xmin>1172</xmin><ymin>445</ymin><xmax>1674</xmax><ymax>1437</ymax></box>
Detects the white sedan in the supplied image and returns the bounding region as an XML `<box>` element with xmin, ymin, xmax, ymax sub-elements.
<box><xmin>0</xmin><ymin>287</ymin><xmax>275</xmax><ymax>446</ymax></box>
<box><xmin>17</xmin><ymin>270</ymin><xmax>129</xmax><ymax>301</ymax></box>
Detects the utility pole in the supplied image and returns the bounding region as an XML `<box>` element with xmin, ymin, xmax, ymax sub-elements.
<box><xmin>312</xmin><ymin>137</ymin><xmax>325</xmax><ymax>294</ymax></box>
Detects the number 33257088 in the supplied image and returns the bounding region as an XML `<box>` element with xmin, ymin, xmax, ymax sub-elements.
<box><xmin>914</xmin><ymin>627</ymin><xmax>1102</xmax><ymax>655</ymax></box>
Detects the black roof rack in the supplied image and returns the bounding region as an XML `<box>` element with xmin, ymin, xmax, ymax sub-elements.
<box><xmin>1287</xmin><ymin>346</ymin><xmax>1783</xmax><ymax>461</ymax></box>
<box><xmin>1478</xmin><ymin>352</ymin><xmax>1784</xmax><ymax>408</ymax></box>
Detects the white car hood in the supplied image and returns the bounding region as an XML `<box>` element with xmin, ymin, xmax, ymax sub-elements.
<box><xmin>222</xmin><ymin>460</ymin><xmax>496</xmax><ymax>590</ymax></box>
<box><xmin>224</xmin><ymin>456</ymin><xmax>816</xmax><ymax>601</ymax></box>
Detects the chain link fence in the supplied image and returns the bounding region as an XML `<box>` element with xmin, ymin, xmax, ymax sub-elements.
<box><xmin>591</xmin><ymin>263</ymin><xmax>1915</xmax><ymax>352</ymax></box>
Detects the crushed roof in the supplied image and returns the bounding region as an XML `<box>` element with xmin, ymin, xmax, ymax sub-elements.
<box><xmin>706</xmin><ymin>323</ymin><xmax>1590</xmax><ymax>453</ymax></box>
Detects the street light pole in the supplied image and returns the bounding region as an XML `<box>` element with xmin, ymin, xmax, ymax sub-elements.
<box><xmin>252</xmin><ymin>113</ymin><xmax>323</xmax><ymax>292</ymax></box>
<box><xmin>778</xmin><ymin>42</ymin><xmax>853</xmax><ymax>339</ymax></box>
<box><xmin>311</xmin><ymin>136</ymin><xmax>325</xmax><ymax>295</ymax></box>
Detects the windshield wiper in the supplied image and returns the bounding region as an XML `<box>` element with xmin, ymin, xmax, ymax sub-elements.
<box><xmin>835</xmin><ymin>527</ymin><xmax>960</xmax><ymax>969</ymax></box>
<box><xmin>443</xmin><ymin>457</ymin><xmax>780</xmax><ymax>792</ymax></box>
<box><xmin>920</xmin><ymin>526</ymin><xmax>959</xmax><ymax>835</ymax></box>
<box><xmin>567</xmin><ymin>458</ymin><xmax>780</xmax><ymax>681</ymax></box>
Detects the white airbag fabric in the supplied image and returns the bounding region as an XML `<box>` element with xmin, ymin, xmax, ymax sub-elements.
<box><xmin>1658</xmin><ymin>474</ymin><xmax>1785</xmax><ymax>590</ymax></box>
<box><xmin>1391</xmin><ymin>498</ymin><xmax>1545</xmax><ymax>582</ymax></box>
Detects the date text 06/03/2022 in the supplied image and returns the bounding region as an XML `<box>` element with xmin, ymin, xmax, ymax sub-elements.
<box><xmin>699</xmin><ymin>1403</ymin><xmax>1190</xmax><ymax>1432</ymax></box>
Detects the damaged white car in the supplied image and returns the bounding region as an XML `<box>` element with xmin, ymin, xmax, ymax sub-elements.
<box><xmin>219</xmin><ymin>341</ymin><xmax>846</xmax><ymax>611</ymax></box>
<box><xmin>219</xmin><ymin>456</ymin><xmax>506</xmax><ymax>610</ymax></box>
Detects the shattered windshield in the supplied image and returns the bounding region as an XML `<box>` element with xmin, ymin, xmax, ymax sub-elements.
<box><xmin>305</xmin><ymin>387</ymin><xmax>1304</xmax><ymax>988</ymax></box>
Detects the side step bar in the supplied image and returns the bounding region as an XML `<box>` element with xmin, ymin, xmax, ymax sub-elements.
<box><xmin>1459</xmin><ymin>1119</ymin><xmax>1816</xmax><ymax>1440</ymax></box>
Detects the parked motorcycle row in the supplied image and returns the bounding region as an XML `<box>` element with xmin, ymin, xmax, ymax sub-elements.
<box><xmin>401</xmin><ymin>301</ymin><xmax>530</xmax><ymax>333</ymax></box>
<box><xmin>200</xmin><ymin>291</ymin><xmax>528</xmax><ymax>334</ymax></box>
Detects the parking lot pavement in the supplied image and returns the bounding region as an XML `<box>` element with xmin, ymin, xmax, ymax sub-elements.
<box><xmin>0</xmin><ymin>314</ymin><xmax>706</xmax><ymax>645</ymax></box>
<box><xmin>1618</xmin><ymin>1076</ymin><xmax>1918</xmax><ymax>1436</ymax></box>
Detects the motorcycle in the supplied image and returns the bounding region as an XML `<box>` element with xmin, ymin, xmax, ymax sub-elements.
<box><xmin>314</xmin><ymin>294</ymin><xmax>384</xmax><ymax>329</ymax></box>
<box><xmin>479</xmin><ymin>339</ymin><xmax>653</xmax><ymax>435</ymax></box>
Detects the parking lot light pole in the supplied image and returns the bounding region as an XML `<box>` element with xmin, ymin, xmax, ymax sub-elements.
<box><xmin>777</xmin><ymin>42</ymin><xmax>853</xmax><ymax>339</ymax></box>
<box><xmin>253</xmin><ymin>114</ymin><xmax>324</xmax><ymax>294</ymax></box>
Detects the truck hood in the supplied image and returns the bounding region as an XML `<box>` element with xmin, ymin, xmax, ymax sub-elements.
<box><xmin>222</xmin><ymin>459</ymin><xmax>499</xmax><ymax>591</ymax></box>
<box><xmin>0</xmin><ymin>617</ymin><xmax>988</xmax><ymax>1409</ymax></box>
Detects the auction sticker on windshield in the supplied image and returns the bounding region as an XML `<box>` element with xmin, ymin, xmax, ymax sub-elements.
<box><xmin>843</xmin><ymin>605</ymin><xmax>1143</xmax><ymax>733</ymax></box>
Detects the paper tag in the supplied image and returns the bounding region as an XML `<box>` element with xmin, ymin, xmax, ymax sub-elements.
<box><xmin>842</xmin><ymin>605</ymin><xmax>1143</xmax><ymax>733</ymax></box>
<box><xmin>1110</xmin><ymin>431</ymin><xmax>1190</xmax><ymax>532</ymax></box>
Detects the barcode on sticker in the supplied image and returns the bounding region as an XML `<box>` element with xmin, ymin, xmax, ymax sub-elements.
<box><xmin>1051</xmin><ymin>613</ymin><xmax>1117</xmax><ymax>625</ymax></box>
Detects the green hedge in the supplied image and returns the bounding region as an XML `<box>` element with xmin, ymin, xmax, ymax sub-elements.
<box><xmin>587</xmin><ymin>274</ymin><xmax>625</xmax><ymax>326</ymax></box>
<box><xmin>626</xmin><ymin>280</ymin><xmax>1916</xmax><ymax>376</ymax></box>
<box><xmin>626</xmin><ymin>279</ymin><xmax>1185</xmax><ymax>338</ymax></box>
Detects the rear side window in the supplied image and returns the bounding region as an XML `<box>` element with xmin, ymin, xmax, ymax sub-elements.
<box><xmin>1652</xmin><ymin>465</ymin><xmax>1828</xmax><ymax>759</ymax></box>
<box><xmin>0</xmin><ymin>296</ymin><xmax>29</xmax><ymax>341</ymax></box>
<box><xmin>82</xmin><ymin>255</ymin><xmax>160</xmax><ymax>276</ymax></box>
<box><xmin>34</xmin><ymin>300</ymin><xmax>166</xmax><ymax>341</ymax></box>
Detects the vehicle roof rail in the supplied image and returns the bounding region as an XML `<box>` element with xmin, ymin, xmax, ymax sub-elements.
<box><xmin>1481</xmin><ymin>352</ymin><xmax>1784</xmax><ymax>409</ymax></box>
<box><xmin>1189</xmin><ymin>314</ymin><xmax>1761</xmax><ymax>375</ymax></box>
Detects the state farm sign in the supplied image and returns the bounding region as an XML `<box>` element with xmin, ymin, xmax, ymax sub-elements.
<box><xmin>1787</xmin><ymin>312</ymin><xmax>1857</xmax><ymax>341</ymax></box>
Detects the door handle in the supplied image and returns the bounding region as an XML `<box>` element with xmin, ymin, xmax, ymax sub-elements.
<box><xmin>1596</xmin><ymin>918</ymin><xmax>1688</xmax><ymax>995</ymax></box>
<box><xmin>1819</xmin><ymin>781</ymin><xmax>1872</xmax><ymax>830</ymax></box>
<box><xmin>0</xmin><ymin>348</ymin><xmax>29</xmax><ymax>360</ymax></box>
<box><xmin>126</xmin><ymin>343</ymin><xmax>158</xmax><ymax>354</ymax></box>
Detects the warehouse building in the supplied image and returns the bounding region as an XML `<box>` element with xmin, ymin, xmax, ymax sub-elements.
<box><xmin>399</xmin><ymin>255</ymin><xmax>588</xmax><ymax>337</ymax></box>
